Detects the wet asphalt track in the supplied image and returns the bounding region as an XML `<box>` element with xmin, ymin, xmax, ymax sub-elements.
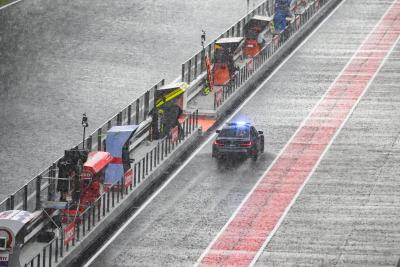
<box><xmin>0</xmin><ymin>0</ymin><xmax>263</xmax><ymax>200</ymax></box>
<box><xmin>88</xmin><ymin>0</ymin><xmax>400</xmax><ymax>266</ymax></box>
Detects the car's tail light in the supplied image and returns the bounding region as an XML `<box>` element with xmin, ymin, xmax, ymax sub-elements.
<box><xmin>214</xmin><ymin>140</ymin><xmax>224</xmax><ymax>146</ymax></box>
<box><xmin>240</xmin><ymin>141</ymin><xmax>253</xmax><ymax>147</ymax></box>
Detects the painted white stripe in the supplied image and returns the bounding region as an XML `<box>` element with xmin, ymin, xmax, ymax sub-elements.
<box><xmin>0</xmin><ymin>0</ymin><xmax>23</xmax><ymax>10</ymax></box>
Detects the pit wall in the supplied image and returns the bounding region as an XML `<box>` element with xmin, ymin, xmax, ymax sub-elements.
<box><xmin>24</xmin><ymin>113</ymin><xmax>202</xmax><ymax>267</ymax></box>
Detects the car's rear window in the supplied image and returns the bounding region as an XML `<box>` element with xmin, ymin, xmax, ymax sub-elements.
<box><xmin>219</xmin><ymin>127</ymin><xmax>249</xmax><ymax>138</ymax></box>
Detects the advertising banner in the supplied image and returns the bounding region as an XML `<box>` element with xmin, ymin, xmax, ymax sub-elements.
<box><xmin>171</xmin><ymin>126</ymin><xmax>179</xmax><ymax>143</ymax></box>
<box><xmin>124</xmin><ymin>169</ymin><xmax>133</xmax><ymax>187</ymax></box>
<box><xmin>64</xmin><ymin>222</ymin><xmax>75</xmax><ymax>246</ymax></box>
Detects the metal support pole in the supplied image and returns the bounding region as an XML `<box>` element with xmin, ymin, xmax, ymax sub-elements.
<box><xmin>138</xmin><ymin>162</ymin><xmax>141</xmax><ymax>183</ymax></box>
<box><xmin>112</xmin><ymin>188</ymin><xmax>115</xmax><ymax>207</ymax></box>
<box><xmin>97</xmin><ymin>128</ymin><xmax>102</xmax><ymax>151</ymax></box>
<box><xmin>88</xmin><ymin>208</ymin><xmax>91</xmax><ymax>232</ymax></box>
<box><xmin>43</xmin><ymin>247</ymin><xmax>46</xmax><ymax>267</ymax></box>
<box><xmin>150</xmin><ymin>150</ymin><xmax>153</xmax><ymax>171</ymax></box>
<box><xmin>36</xmin><ymin>175</ymin><xmax>42</xmax><ymax>210</ymax></box>
<box><xmin>134</xmin><ymin>164</ymin><xmax>137</xmax><ymax>187</ymax></box>
<box><xmin>103</xmin><ymin>194</ymin><xmax>106</xmax><ymax>217</ymax></box>
<box><xmin>117</xmin><ymin>182</ymin><xmax>120</xmax><ymax>203</ymax></box>
<box><xmin>142</xmin><ymin>158</ymin><xmax>145</xmax><ymax>179</ymax></box>
<box><xmin>107</xmin><ymin>190</ymin><xmax>110</xmax><ymax>212</ymax></box>
<box><xmin>23</xmin><ymin>185</ymin><xmax>28</xmax><ymax>210</ymax></box>
<box><xmin>127</xmin><ymin>105</ymin><xmax>132</xmax><ymax>125</ymax></box>
<box><xmin>146</xmin><ymin>153</ymin><xmax>149</xmax><ymax>175</ymax></box>
<box><xmin>55</xmin><ymin>237</ymin><xmax>59</xmax><ymax>263</ymax></box>
<box><xmin>49</xmin><ymin>243</ymin><xmax>53</xmax><ymax>267</ymax></box>
<box><xmin>120</xmin><ymin>178</ymin><xmax>124</xmax><ymax>199</ymax></box>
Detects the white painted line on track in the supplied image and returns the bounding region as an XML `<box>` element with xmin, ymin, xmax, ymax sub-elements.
<box><xmin>0</xmin><ymin>0</ymin><xmax>23</xmax><ymax>10</ymax></box>
<box><xmin>86</xmin><ymin>1</ymin><xmax>345</xmax><ymax>265</ymax></box>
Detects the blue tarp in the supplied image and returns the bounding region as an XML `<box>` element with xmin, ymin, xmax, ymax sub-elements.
<box><xmin>105</xmin><ymin>125</ymin><xmax>138</xmax><ymax>185</ymax></box>
<box><xmin>274</xmin><ymin>0</ymin><xmax>293</xmax><ymax>31</ymax></box>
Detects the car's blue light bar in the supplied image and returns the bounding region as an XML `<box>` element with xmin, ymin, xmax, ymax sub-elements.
<box><xmin>227</xmin><ymin>121</ymin><xmax>251</xmax><ymax>127</ymax></box>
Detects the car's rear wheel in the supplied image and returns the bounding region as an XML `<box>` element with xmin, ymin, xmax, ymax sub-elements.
<box><xmin>260</xmin><ymin>136</ymin><xmax>264</xmax><ymax>153</ymax></box>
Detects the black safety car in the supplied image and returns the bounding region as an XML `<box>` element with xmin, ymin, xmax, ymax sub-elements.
<box><xmin>212</xmin><ymin>122</ymin><xmax>264</xmax><ymax>160</ymax></box>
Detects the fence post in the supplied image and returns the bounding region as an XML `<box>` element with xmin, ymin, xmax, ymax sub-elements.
<box><xmin>76</xmin><ymin>219</ymin><xmax>80</xmax><ymax>241</ymax></box>
<box><xmin>120</xmin><ymin>178</ymin><xmax>124</xmax><ymax>199</ymax></box>
<box><xmin>82</xmin><ymin>212</ymin><xmax>86</xmax><ymax>237</ymax></box>
<box><xmin>97</xmin><ymin>128</ymin><xmax>102</xmax><ymax>151</ymax></box>
<box><xmin>146</xmin><ymin>153</ymin><xmax>149</xmax><ymax>175</ymax></box>
<box><xmin>192</xmin><ymin>112</ymin><xmax>195</xmax><ymax>131</ymax></box>
<box><xmin>35</xmin><ymin>175</ymin><xmax>42</xmax><ymax>210</ymax></box>
<box><xmin>134</xmin><ymin>164</ymin><xmax>137</xmax><ymax>187</ymax></box>
<box><xmin>49</xmin><ymin>242</ymin><xmax>53</xmax><ymax>267</ymax></box>
<box><xmin>88</xmin><ymin>208</ymin><xmax>91</xmax><ymax>232</ymax></box>
<box><xmin>187</xmin><ymin>59</ymin><xmax>192</xmax><ymax>84</ymax></box>
<box><xmin>200</xmin><ymin>49</ymin><xmax>205</xmax><ymax>73</ymax></box>
<box><xmin>157</xmin><ymin>142</ymin><xmax>161</xmax><ymax>163</ymax></box>
<box><xmin>23</xmin><ymin>185</ymin><xmax>28</xmax><ymax>210</ymax></box>
<box><xmin>107</xmin><ymin>190</ymin><xmax>110</xmax><ymax>212</ymax></box>
<box><xmin>196</xmin><ymin>110</ymin><xmax>199</xmax><ymax>129</ymax></box>
<box><xmin>103</xmin><ymin>194</ymin><xmax>106</xmax><ymax>217</ymax></box>
<box><xmin>138</xmin><ymin>162</ymin><xmax>141</xmax><ymax>183</ymax></box>
<box><xmin>6</xmin><ymin>195</ymin><xmax>13</xmax><ymax>210</ymax></box>
<box><xmin>97</xmin><ymin>199</ymin><xmax>101</xmax><ymax>222</ymax></box>
<box><xmin>144</xmin><ymin>91</ymin><xmax>150</xmax><ymax>118</ymax></box>
<box><xmin>181</xmin><ymin>64</ymin><xmax>185</xmax><ymax>82</ymax></box>
<box><xmin>87</xmin><ymin>135</ymin><xmax>92</xmax><ymax>151</ymax></box>
<box><xmin>112</xmin><ymin>187</ymin><xmax>115</xmax><ymax>207</ymax></box>
<box><xmin>194</xmin><ymin>54</ymin><xmax>198</xmax><ymax>80</ymax></box>
<box><xmin>92</xmin><ymin>205</ymin><xmax>96</xmax><ymax>226</ymax></box>
<box><xmin>127</xmin><ymin>105</ymin><xmax>132</xmax><ymax>125</ymax></box>
<box><xmin>160</xmin><ymin>141</ymin><xmax>163</xmax><ymax>161</ymax></box>
<box><xmin>60</xmin><ymin>230</ymin><xmax>64</xmax><ymax>258</ymax></box>
<box><xmin>142</xmin><ymin>158</ymin><xmax>145</xmax><ymax>180</ymax></box>
<box><xmin>135</xmin><ymin>99</ymin><xmax>140</xmax><ymax>124</ymax></box>
<box><xmin>150</xmin><ymin>150</ymin><xmax>153</xmax><ymax>172</ymax></box>
<box><xmin>55</xmin><ymin>237</ymin><xmax>59</xmax><ymax>263</ymax></box>
<box><xmin>43</xmin><ymin>247</ymin><xmax>46</xmax><ymax>267</ymax></box>
<box><xmin>48</xmin><ymin>164</ymin><xmax>56</xmax><ymax>202</ymax></box>
<box><xmin>117</xmin><ymin>112</ymin><xmax>122</xmax><ymax>126</ymax></box>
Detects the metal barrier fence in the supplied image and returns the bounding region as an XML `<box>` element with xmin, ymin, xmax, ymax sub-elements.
<box><xmin>0</xmin><ymin>79</ymin><xmax>165</xmax><ymax>213</ymax></box>
<box><xmin>24</xmin><ymin>110</ymin><xmax>199</xmax><ymax>267</ymax></box>
<box><xmin>214</xmin><ymin>0</ymin><xmax>327</xmax><ymax>110</ymax></box>
<box><xmin>181</xmin><ymin>0</ymin><xmax>275</xmax><ymax>85</ymax></box>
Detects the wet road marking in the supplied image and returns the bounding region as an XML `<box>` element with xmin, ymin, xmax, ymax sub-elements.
<box><xmin>197</xmin><ymin>1</ymin><xmax>400</xmax><ymax>266</ymax></box>
<box><xmin>0</xmin><ymin>0</ymin><xmax>23</xmax><ymax>10</ymax></box>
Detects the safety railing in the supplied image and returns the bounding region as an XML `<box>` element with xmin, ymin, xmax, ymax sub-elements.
<box><xmin>214</xmin><ymin>0</ymin><xmax>327</xmax><ymax>110</ymax></box>
<box><xmin>24</xmin><ymin>110</ymin><xmax>199</xmax><ymax>267</ymax></box>
<box><xmin>0</xmin><ymin>79</ymin><xmax>164</xmax><ymax>213</ymax></box>
<box><xmin>181</xmin><ymin>0</ymin><xmax>275</xmax><ymax>85</ymax></box>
